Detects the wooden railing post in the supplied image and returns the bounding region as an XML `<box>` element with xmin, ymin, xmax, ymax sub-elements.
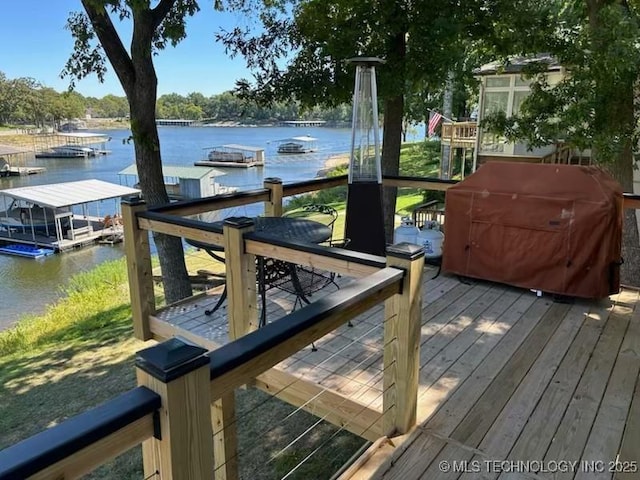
<box><xmin>136</xmin><ymin>338</ymin><xmax>213</xmax><ymax>480</ymax></box>
<box><xmin>383</xmin><ymin>243</ymin><xmax>424</xmax><ymax>436</ymax></box>
<box><xmin>121</xmin><ymin>196</ymin><xmax>154</xmax><ymax>340</ymax></box>
<box><xmin>213</xmin><ymin>217</ymin><xmax>258</xmax><ymax>480</ymax></box>
<box><xmin>223</xmin><ymin>217</ymin><xmax>258</xmax><ymax>337</ymax></box>
<box><xmin>212</xmin><ymin>390</ymin><xmax>238</xmax><ymax>480</ymax></box>
<box><xmin>264</xmin><ymin>177</ymin><xmax>283</xmax><ymax>217</ymax></box>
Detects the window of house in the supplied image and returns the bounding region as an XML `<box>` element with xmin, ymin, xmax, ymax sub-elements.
<box><xmin>479</xmin><ymin>74</ymin><xmax>533</xmax><ymax>155</ymax></box>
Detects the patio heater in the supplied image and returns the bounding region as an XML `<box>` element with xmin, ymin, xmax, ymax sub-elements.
<box><xmin>344</xmin><ymin>57</ymin><xmax>386</xmax><ymax>256</ymax></box>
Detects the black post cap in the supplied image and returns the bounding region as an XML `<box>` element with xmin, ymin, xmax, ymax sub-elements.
<box><xmin>223</xmin><ymin>216</ymin><xmax>254</xmax><ymax>228</ymax></box>
<box><xmin>264</xmin><ymin>177</ymin><xmax>282</xmax><ymax>184</ymax></box>
<box><xmin>136</xmin><ymin>337</ymin><xmax>210</xmax><ymax>383</ymax></box>
<box><xmin>121</xmin><ymin>195</ymin><xmax>145</xmax><ymax>206</ymax></box>
<box><xmin>387</xmin><ymin>243</ymin><xmax>425</xmax><ymax>260</ymax></box>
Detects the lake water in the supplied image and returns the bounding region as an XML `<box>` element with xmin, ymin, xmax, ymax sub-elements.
<box><xmin>0</xmin><ymin>124</ymin><xmax>425</xmax><ymax>329</ymax></box>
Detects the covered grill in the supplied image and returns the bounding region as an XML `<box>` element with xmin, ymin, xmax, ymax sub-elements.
<box><xmin>442</xmin><ymin>162</ymin><xmax>623</xmax><ymax>298</ymax></box>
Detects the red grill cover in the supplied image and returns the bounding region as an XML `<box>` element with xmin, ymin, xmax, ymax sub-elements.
<box><xmin>442</xmin><ymin>162</ymin><xmax>623</xmax><ymax>298</ymax></box>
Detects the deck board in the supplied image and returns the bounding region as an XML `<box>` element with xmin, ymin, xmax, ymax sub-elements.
<box><xmin>456</xmin><ymin>301</ymin><xmax>597</xmax><ymax>480</ymax></box>
<box><xmin>402</xmin><ymin>301</ymin><xmax>570</xmax><ymax>479</ymax></box>
<box><xmin>417</xmin><ymin>288</ymin><xmax>526</xmax><ymax>398</ymax></box>
<box><xmin>576</xmin><ymin>291</ymin><xmax>640</xmax><ymax>480</ymax></box>
<box><xmin>473</xmin><ymin>301</ymin><xmax>588</xmax><ymax>458</ymax></box>
<box><xmin>375</xmin><ymin>297</ymin><xmax>553</xmax><ymax>479</ymax></box>
<box><xmin>149</xmin><ymin>266</ymin><xmax>639</xmax><ymax>480</ymax></box>
<box><xmin>542</xmin><ymin>302</ymin><xmax>631</xmax><ymax>477</ymax></box>
<box><xmin>368</xmin><ymin>289</ymin><xmax>639</xmax><ymax>480</ymax></box>
<box><xmin>496</xmin><ymin>299</ymin><xmax>617</xmax><ymax>476</ymax></box>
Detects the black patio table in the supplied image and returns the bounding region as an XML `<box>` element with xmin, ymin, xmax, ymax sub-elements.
<box><xmin>186</xmin><ymin>216</ymin><xmax>333</xmax><ymax>325</ymax></box>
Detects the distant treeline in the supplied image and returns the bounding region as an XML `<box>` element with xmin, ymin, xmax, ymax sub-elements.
<box><xmin>157</xmin><ymin>91</ymin><xmax>352</xmax><ymax>124</ymax></box>
<box><xmin>0</xmin><ymin>71</ymin><xmax>351</xmax><ymax>126</ymax></box>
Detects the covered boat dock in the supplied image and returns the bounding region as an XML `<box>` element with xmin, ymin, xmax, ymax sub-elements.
<box><xmin>277</xmin><ymin>135</ymin><xmax>318</xmax><ymax>154</ymax></box>
<box><xmin>0</xmin><ymin>179</ymin><xmax>139</xmax><ymax>252</ymax></box>
<box><xmin>0</xmin><ymin>144</ymin><xmax>46</xmax><ymax>176</ymax></box>
<box><xmin>34</xmin><ymin>132</ymin><xmax>111</xmax><ymax>158</ymax></box>
<box><xmin>196</xmin><ymin>144</ymin><xmax>265</xmax><ymax>168</ymax></box>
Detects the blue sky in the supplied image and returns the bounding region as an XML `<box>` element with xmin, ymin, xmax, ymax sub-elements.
<box><xmin>0</xmin><ymin>1</ymin><xmax>257</xmax><ymax>98</ymax></box>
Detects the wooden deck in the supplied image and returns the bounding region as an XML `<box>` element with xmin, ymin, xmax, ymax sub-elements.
<box><xmin>151</xmin><ymin>266</ymin><xmax>639</xmax><ymax>480</ymax></box>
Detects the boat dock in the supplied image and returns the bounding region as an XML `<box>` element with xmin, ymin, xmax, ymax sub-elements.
<box><xmin>156</xmin><ymin>119</ymin><xmax>196</xmax><ymax>126</ymax></box>
<box><xmin>0</xmin><ymin>179</ymin><xmax>139</xmax><ymax>254</ymax></box>
<box><xmin>277</xmin><ymin>135</ymin><xmax>318</xmax><ymax>154</ymax></box>
<box><xmin>33</xmin><ymin>132</ymin><xmax>111</xmax><ymax>158</ymax></box>
<box><xmin>196</xmin><ymin>144</ymin><xmax>265</xmax><ymax>168</ymax></box>
<box><xmin>0</xmin><ymin>221</ymin><xmax>123</xmax><ymax>252</ymax></box>
<box><xmin>119</xmin><ymin>164</ymin><xmax>234</xmax><ymax>199</ymax></box>
<box><xmin>0</xmin><ymin>144</ymin><xmax>46</xmax><ymax>177</ymax></box>
<box><xmin>7</xmin><ymin>166</ymin><xmax>47</xmax><ymax>176</ymax></box>
<box><xmin>279</xmin><ymin>120</ymin><xmax>326</xmax><ymax>127</ymax></box>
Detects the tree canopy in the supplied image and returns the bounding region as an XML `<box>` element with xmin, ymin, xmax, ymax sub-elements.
<box><xmin>0</xmin><ymin>72</ymin><xmax>84</xmax><ymax>127</ymax></box>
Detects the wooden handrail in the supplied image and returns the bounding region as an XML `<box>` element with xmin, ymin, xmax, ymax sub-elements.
<box><xmin>441</xmin><ymin>121</ymin><xmax>478</xmax><ymax>143</ymax></box>
<box><xmin>146</xmin><ymin>188</ymin><xmax>270</xmax><ymax>217</ymax></box>
<box><xmin>244</xmin><ymin>233</ymin><xmax>386</xmax><ymax>278</ymax></box>
<box><xmin>282</xmin><ymin>175</ymin><xmax>348</xmax><ymax>197</ymax></box>
<box><xmin>0</xmin><ymin>387</ymin><xmax>160</xmax><ymax>480</ymax></box>
<box><xmin>382</xmin><ymin>176</ymin><xmax>640</xmax><ymax>210</ymax></box>
<box><xmin>132</xmin><ymin>175</ymin><xmax>638</xmax><ymax>228</ymax></box>
<box><xmin>208</xmin><ymin>267</ymin><xmax>404</xmax><ymax>400</ymax></box>
<box><xmin>137</xmin><ymin>209</ymin><xmax>225</xmax><ymax>246</ymax></box>
<box><xmin>382</xmin><ymin>175</ymin><xmax>457</xmax><ymax>191</ymax></box>
<box><xmin>625</xmin><ymin>194</ymin><xmax>640</xmax><ymax>210</ymax></box>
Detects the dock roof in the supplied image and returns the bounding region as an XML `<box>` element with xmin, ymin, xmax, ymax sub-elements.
<box><xmin>57</xmin><ymin>132</ymin><xmax>110</xmax><ymax>139</ymax></box>
<box><xmin>118</xmin><ymin>164</ymin><xmax>226</xmax><ymax>180</ymax></box>
<box><xmin>0</xmin><ymin>179</ymin><xmax>140</xmax><ymax>208</ymax></box>
<box><xmin>278</xmin><ymin>135</ymin><xmax>318</xmax><ymax>143</ymax></box>
<box><xmin>217</xmin><ymin>144</ymin><xmax>265</xmax><ymax>152</ymax></box>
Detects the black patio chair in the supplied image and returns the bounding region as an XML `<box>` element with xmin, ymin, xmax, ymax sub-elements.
<box><xmin>264</xmin><ymin>237</ymin><xmax>353</xmax><ymax>347</ymax></box>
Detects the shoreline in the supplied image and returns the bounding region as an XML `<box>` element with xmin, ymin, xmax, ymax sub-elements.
<box><xmin>317</xmin><ymin>152</ymin><xmax>349</xmax><ymax>177</ymax></box>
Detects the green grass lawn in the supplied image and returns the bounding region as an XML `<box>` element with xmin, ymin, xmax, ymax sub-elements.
<box><xmin>0</xmin><ymin>140</ymin><xmax>441</xmax><ymax>478</ymax></box>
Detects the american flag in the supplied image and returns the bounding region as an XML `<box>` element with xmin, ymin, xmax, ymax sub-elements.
<box><xmin>428</xmin><ymin>111</ymin><xmax>443</xmax><ymax>137</ymax></box>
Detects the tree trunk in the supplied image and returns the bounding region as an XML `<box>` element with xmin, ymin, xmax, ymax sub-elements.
<box><xmin>80</xmin><ymin>1</ymin><xmax>193</xmax><ymax>304</ymax></box>
<box><xmin>382</xmin><ymin>94</ymin><xmax>404</xmax><ymax>245</ymax></box>
<box><xmin>441</xmin><ymin>72</ymin><xmax>454</xmax><ymax>179</ymax></box>
<box><xmin>381</xmin><ymin>21</ymin><xmax>407</xmax><ymax>246</ymax></box>
<box><xmin>129</xmin><ymin>96</ymin><xmax>193</xmax><ymax>303</ymax></box>
<box><xmin>127</xmin><ymin>13</ymin><xmax>192</xmax><ymax>304</ymax></box>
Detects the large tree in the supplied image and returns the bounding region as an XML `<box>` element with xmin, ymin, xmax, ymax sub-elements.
<box><xmin>64</xmin><ymin>0</ymin><xmax>205</xmax><ymax>303</ymax></box>
<box><xmin>220</xmin><ymin>0</ymin><xmax>479</xmax><ymax>242</ymax></box>
<box><xmin>481</xmin><ymin>0</ymin><xmax>640</xmax><ymax>283</ymax></box>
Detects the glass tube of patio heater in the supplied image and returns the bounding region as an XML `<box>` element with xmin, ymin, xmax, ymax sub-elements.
<box><xmin>348</xmin><ymin>66</ymin><xmax>382</xmax><ymax>184</ymax></box>
<box><xmin>345</xmin><ymin>58</ymin><xmax>386</xmax><ymax>256</ymax></box>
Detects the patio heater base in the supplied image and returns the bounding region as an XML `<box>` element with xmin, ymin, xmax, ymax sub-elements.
<box><xmin>345</xmin><ymin>182</ymin><xmax>386</xmax><ymax>257</ymax></box>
